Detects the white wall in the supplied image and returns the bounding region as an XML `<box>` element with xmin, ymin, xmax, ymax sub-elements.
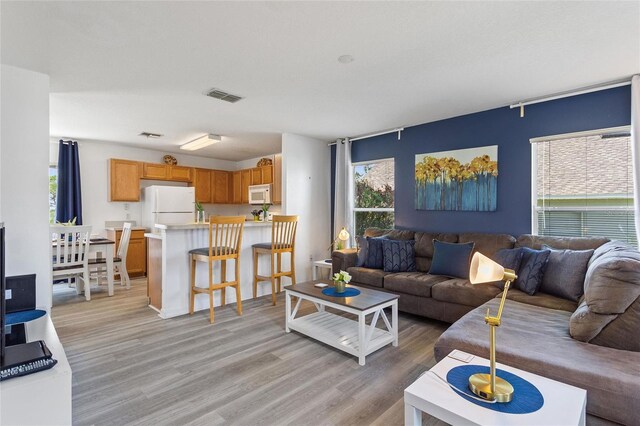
<box><xmin>282</xmin><ymin>133</ymin><xmax>331</xmax><ymax>281</ymax></box>
<box><xmin>1</xmin><ymin>65</ymin><xmax>51</xmax><ymax>309</ymax></box>
<box><xmin>49</xmin><ymin>140</ymin><xmax>238</xmax><ymax>235</ymax></box>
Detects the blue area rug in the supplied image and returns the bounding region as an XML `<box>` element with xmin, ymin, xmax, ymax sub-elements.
<box><xmin>322</xmin><ymin>287</ymin><xmax>361</xmax><ymax>297</ymax></box>
<box><xmin>446</xmin><ymin>364</ymin><xmax>544</xmax><ymax>414</ymax></box>
<box><xmin>6</xmin><ymin>309</ymin><xmax>47</xmax><ymax>325</ymax></box>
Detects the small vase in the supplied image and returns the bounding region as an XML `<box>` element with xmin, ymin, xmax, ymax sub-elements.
<box><xmin>334</xmin><ymin>280</ymin><xmax>346</xmax><ymax>293</ymax></box>
<box><xmin>253</xmin><ymin>216</ymin><xmax>259</xmax><ymax>222</ymax></box>
<box><xmin>196</xmin><ymin>211</ymin><xmax>206</xmax><ymax>223</ymax></box>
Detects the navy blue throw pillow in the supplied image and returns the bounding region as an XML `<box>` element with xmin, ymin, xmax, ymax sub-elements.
<box><xmin>494</xmin><ymin>248</ymin><xmax>524</xmax><ymax>274</ymax></box>
<box><xmin>382</xmin><ymin>239</ymin><xmax>417</xmax><ymax>272</ymax></box>
<box><xmin>355</xmin><ymin>236</ymin><xmax>368</xmax><ymax>267</ymax></box>
<box><xmin>364</xmin><ymin>236</ymin><xmax>388</xmax><ymax>269</ymax></box>
<box><xmin>514</xmin><ymin>248</ymin><xmax>551</xmax><ymax>295</ymax></box>
<box><xmin>429</xmin><ymin>240</ymin><xmax>475</xmax><ymax>279</ymax></box>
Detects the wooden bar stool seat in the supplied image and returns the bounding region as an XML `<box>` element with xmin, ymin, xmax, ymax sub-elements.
<box><xmin>189</xmin><ymin>216</ymin><xmax>245</xmax><ymax>323</ymax></box>
<box><xmin>252</xmin><ymin>215</ymin><xmax>299</xmax><ymax>305</ymax></box>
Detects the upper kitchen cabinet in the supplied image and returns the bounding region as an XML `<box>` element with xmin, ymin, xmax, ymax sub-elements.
<box><xmin>272</xmin><ymin>154</ymin><xmax>282</xmax><ymax>204</ymax></box>
<box><xmin>192</xmin><ymin>168</ymin><xmax>212</xmax><ymax>204</ymax></box>
<box><xmin>250</xmin><ymin>168</ymin><xmax>262</xmax><ymax>185</ymax></box>
<box><xmin>141</xmin><ymin>162</ymin><xmax>169</xmax><ymax>180</ymax></box>
<box><xmin>260</xmin><ymin>165</ymin><xmax>274</xmax><ymax>184</ymax></box>
<box><xmin>168</xmin><ymin>165</ymin><xmax>193</xmax><ymax>182</ymax></box>
<box><xmin>241</xmin><ymin>169</ymin><xmax>251</xmax><ymax>204</ymax></box>
<box><xmin>231</xmin><ymin>171</ymin><xmax>242</xmax><ymax>204</ymax></box>
<box><xmin>110</xmin><ymin>159</ymin><xmax>141</xmax><ymax>201</ymax></box>
<box><xmin>212</xmin><ymin>170</ymin><xmax>230</xmax><ymax>204</ymax></box>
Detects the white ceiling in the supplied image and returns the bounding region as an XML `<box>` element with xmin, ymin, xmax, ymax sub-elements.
<box><xmin>2</xmin><ymin>1</ymin><xmax>639</xmax><ymax>160</ymax></box>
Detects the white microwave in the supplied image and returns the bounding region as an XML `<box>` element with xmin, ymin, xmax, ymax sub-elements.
<box><xmin>248</xmin><ymin>184</ymin><xmax>271</xmax><ymax>205</ymax></box>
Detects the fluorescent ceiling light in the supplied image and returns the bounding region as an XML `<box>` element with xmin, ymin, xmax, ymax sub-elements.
<box><xmin>180</xmin><ymin>134</ymin><xmax>221</xmax><ymax>151</ymax></box>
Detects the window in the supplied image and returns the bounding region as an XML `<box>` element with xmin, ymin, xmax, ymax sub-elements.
<box><xmin>353</xmin><ymin>159</ymin><xmax>394</xmax><ymax>237</ymax></box>
<box><xmin>49</xmin><ymin>166</ymin><xmax>57</xmax><ymax>223</ymax></box>
<box><xmin>532</xmin><ymin>127</ymin><xmax>636</xmax><ymax>246</ymax></box>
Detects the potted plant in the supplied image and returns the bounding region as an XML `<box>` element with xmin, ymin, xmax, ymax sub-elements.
<box><xmin>251</xmin><ymin>209</ymin><xmax>262</xmax><ymax>222</ymax></box>
<box><xmin>262</xmin><ymin>203</ymin><xmax>271</xmax><ymax>221</ymax></box>
<box><xmin>195</xmin><ymin>201</ymin><xmax>205</xmax><ymax>223</ymax></box>
<box><xmin>331</xmin><ymin>270</ymin><xmax>352</xmax><ymax>293</ymax></box>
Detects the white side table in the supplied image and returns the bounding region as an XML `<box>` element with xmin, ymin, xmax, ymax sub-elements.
<box><xmin>404</xmin><ymin>350</ymin><xmax>586</xmax><ymax>426</ymax></box>
<box><xmin>312</xmin><ymin>259</ymin><xmax>332</xmax><ymax>280</ymax></box>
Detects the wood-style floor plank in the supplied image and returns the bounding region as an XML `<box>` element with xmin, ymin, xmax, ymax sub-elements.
<box><xmin>52</xmin><ymin>279</ymin><xmax>449</xmax><ymax>425</ymax></box>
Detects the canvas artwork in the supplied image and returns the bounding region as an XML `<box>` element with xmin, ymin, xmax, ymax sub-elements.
<box><xmin>415</xmin><ymin>145</ymin><xmax>498</xmax><ymax>211</ymax></box>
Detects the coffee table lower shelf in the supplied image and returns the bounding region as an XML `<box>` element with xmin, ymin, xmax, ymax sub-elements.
<box><xmin>287</xmin><ymin>311</ymin><xmax>394</xmax><ymax>357</ymax></box>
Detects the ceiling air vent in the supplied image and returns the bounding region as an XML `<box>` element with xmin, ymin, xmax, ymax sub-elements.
<box><xmin>139</xmin><ymin>132</ymin><xmax>163</xmax><ymax>138</ymax></box>
<box><xmin>206</xmin><ymin>88</ymin><xmax>243</xmax><ymax>103</ymax></box>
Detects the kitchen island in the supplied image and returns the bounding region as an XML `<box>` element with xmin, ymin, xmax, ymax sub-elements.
<box><xmin>146</xmin><ymin>221</ymin><xmax>281</xmax><ymax>319</ymax></box>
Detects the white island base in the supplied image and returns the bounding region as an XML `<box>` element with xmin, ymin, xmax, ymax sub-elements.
<box><xmin>146</xmin><ymin>222</ymin><xmax>289</xmax><ymax>319</ymax></box>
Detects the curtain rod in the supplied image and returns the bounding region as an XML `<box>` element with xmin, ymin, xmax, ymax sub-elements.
<box><xmin>510</xmin><ymin>77</ymin><xmax>632</xmax><ymax>110</ymax></box>
<box><xmin>327</xmin><ymin>127</ymin><xmax>404</xmax><ymax>146</ymax></box>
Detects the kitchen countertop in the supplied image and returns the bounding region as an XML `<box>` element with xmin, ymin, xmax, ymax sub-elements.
<box><xmin>105</xmin><ymin>226</ymin><xmax>148</xmax><ymax>231</ymax></box>
<box><xmin>151</xmin><ymin>221</ymin><xmax>272</xmax><ymax>231</ymax></box>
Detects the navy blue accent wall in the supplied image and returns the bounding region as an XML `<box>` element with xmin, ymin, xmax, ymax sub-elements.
<box><xmin>335</xmin><ymin>86</ymin><xmax>631</xmax><ymax>236</ymax></box>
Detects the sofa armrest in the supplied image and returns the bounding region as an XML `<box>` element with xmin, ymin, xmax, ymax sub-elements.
<box><xmin>332</xmin><ymin>249</ymin><xmax>358</xmax><ymax>274</ymax></box>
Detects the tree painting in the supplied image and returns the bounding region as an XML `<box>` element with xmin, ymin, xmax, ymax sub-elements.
<box><xmin>415</xmin><ymin>146</ymin><xmax>498</xmax><ymax>211</ymax></box>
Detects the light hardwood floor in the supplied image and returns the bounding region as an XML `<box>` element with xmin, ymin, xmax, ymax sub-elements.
<box><xmin>52</xmin><ymin>279</ymin><xmax>449</xmax><ymax>426</ymax></box>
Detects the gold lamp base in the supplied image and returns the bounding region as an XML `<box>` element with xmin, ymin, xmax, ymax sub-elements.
<box><xmin>469</xmin><ymin>373</ymin><xmax>514</xmax><ymax>403</ymax></box>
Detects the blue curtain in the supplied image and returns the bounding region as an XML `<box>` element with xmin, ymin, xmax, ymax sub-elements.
<box><xmin>55</xmin><ymin>140</ymin><xmax>83</xmax><ymax>224</ymax></box>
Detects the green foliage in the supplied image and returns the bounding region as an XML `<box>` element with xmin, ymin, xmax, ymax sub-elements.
<box><xmin>355</xmin><ymin>211</ymin><xmax>394</xmax><ymax>238</ymax></box>
<box><xmin>49</xmin><ymin>174</ymin><xmax>57</xmax><ymax>223</ymax></box>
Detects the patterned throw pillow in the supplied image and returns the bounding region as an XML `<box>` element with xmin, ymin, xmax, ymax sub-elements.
<box><xmin>514</xmin><ymin>248</ymin><xmax>551</xmax><ymax>295</ymax></box>
<box><xmin>382</xmin><ymin>239</ymin><xmax>417</xmax><ymax>272</ymax></box>
<box><xmin>540</xmin><ymin>245</ymin><xmax>594</xmax><ymax>301</ymax></box>
<box><xmin>356</xmin><ymin>236</ymin><xmax>368</xmax><ymax>267</ymax></box>
<box><xmin>364</xmin><ymin>236</ymin><xmax>388</xmax><ymax>269</ymax></box>
<box><xmin>429</xmin><ymin>240</ymin><xmax>475</xmax><ymax>279</ymax></box>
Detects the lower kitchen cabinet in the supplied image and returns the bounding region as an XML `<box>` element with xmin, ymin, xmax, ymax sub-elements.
<box><xmin>106</xmin><ymin>228</ymin><xmax>147</xmax><ymax>277</ymax></box>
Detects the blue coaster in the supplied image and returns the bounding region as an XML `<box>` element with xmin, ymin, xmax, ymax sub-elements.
<box><xmin>446</xmin><ymin>364</ymin><xmax>544</xmax><ymax>414</ymax></box>
<box><xmin>6</xmin><ymin>309</ymin><xmax>47</xmax><ymax>325</ymax></box>
<box><xmin>322</xmin><ymin>287</ymin><xmax>361</xmax><ymax>297</ymax></box>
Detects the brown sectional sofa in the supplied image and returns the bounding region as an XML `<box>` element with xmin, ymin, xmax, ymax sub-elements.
<box><xmin>332</xmin><ymin>229</ymin><xmax>640</xmax><ymax>425</ymax></box>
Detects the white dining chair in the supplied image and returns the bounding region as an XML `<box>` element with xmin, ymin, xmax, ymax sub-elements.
<box><xmin>50</xmin><ymin>225</ymin><xmax>93</xmax><ymax>301</ymax></box>
<box><xmin>89</xmin><ymin>222</ymin><xmax>132</xmax><ymax>289</ymax></box>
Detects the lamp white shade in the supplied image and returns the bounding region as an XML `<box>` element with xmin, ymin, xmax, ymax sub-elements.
<box><xmin>338</xmin><ymin>227</ymin><xmax>350</xmax><ymax>241</ymax></box>
<box><xmin>469</xmin><ymin>252</ymin><xmax>505</xmax><ymax>284</ymax></box>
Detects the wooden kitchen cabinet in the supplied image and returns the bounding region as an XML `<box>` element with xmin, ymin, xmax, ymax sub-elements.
<box><xmin>106</xmin><ymin>228</ymin><xmax>147</xmax><ymax>277</ymax></box>
<box><xmin>109</xmin><ymin>159</ymin><xmax>141</xmax><ymax>201</ymax></box>
<box><xmin>250</xmin><ymin>168</ymin><xmax>262</xmax><ymax>185</ymax></box>
<box><xmin>212</xmin><ymin>170</ymin><xmax>230</xmax><ymax>203</ymax></box>
<box><xmin>168</xmin><ymin>165</ymin><xmax>193</xmax><ymax>182</ymax></box>
<box><xmin>141</xmin><ymin>162</ymin><xmax>169</xmax><ymax>180</ymax></box>
<box><xmin>260</xmin><ymin>165</ymin><xmax>274</xmax><ymax>184</ymax></box>
<box><xmin>272</xmin><ymin>154</ymin><xmax>282</xmax><ymax>204</ymax></box>
<box><xmin>192</xmin><ymin>168</ymin><xmax>212</xmax><ymax>203</ymax></box>
<box><xmin>241</xmin><ymin>169</ymin><xmax>251</xmax><ymax>203</ymax></box>
<box><xmin>231</xmin><ymin>171</ymin><xmax>242</xmax><ymax>204</ymax></box>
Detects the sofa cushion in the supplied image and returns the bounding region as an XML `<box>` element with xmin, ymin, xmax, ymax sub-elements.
<box><xmin>458</xmin><ymin>232</ymin><xmax>516</xmax><ymax>259</ymax></box>
<box><xmin>503</xmin><ymin>288</ymin><xmax>579</xmax><ymax>312</ymax></box>
<box><xmin>429</xmin><ymin>240</ymin><xmax>474</xmax><ymax>279</ymax></box>
<box><xmin>384</xmin><ymin>272</ymin><xmax>449</xmax><ymax>298</ymax></box>
<box><xmin>494</xmin><ymin>248</ymin><xmax>524</xmax><ymax>272</ymax></box>
<box><xmin>355</xmin><ymin>236</ymin><xmax>368</xmax><ymax>267</ymax></box>
<box><xmin>515</xmin><ymin>234</ymin><xmax>609</xmax><ymax>251</ymax></box>
<box><xmin>345</xmin><ymin>267</ymin><xmax>390</xmax><ymax>288</ymax></box>
<box><xmin>569</xmin><ymin>243</ymin><xmax>640</xmax><ymax>351</ymax></box>
<box><xmin>513</xmin><ymin>248</ymin><xmax>550</xmax><ymax>295</ymax></box>
<box><xmin>363</xmin><ymin>236</ymin><xmax>387</xmax><ymax>269</ymax></box>
<box><xmin>382</xmin><ymin>239</ymin><xmax>416</xmax><ymax>272</ymax></box>
<box><xmin>414</xmin><ymin>232</ymin><xmax>458</xmax><ymax>258</ymax></box>
<box><xmin>363</xmin><ymin>228</ymin><xmax>414</xmax><ymax>241</ymax></box>
<box><xmin>431</xmin><ymin>278</ymin><xmax>501</xmax><ymax>307</ymax></box>
<box><xmin>434</xmin><ymin>299</ymin><xmax>640</xmax><ymax>426</ymax></box>
<box><xmin>540</xmin><ymin>245</ymin><xmax>594</xmax><ymax>302</ymax></box>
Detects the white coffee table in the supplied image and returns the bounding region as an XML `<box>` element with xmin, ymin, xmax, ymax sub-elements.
<box><xmin>404</xmin><ymin>350</ymin><xmax>586</xmax><ymax>426</ymax></box>
<box><xmin>284</xmin><ymin>281</ymin><xmax>399</xmax><ymax>365</ymax></box>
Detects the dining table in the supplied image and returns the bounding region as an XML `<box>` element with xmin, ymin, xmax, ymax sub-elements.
<box><xmin>52</xmin><ymin>237</ymin><xmax>116</xmax><ymax>297</ymax></box>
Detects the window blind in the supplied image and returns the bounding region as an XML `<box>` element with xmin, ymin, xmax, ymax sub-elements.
<box><xmin>534</xmin><ymin>133</ymin><xmax>637</xmax><ymax>246</ymax></box>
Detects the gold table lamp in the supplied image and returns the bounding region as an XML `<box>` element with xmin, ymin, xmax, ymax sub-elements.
<box><xmin>468</xmin><ymin>252</ymin><xmax>518</xmax><ymax>403</ymax></box>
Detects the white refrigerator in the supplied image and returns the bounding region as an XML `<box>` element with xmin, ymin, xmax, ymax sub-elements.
<box><xmin>143</xmin><ymin>186</ymin><xmax>195</xmax><ymax>229</ymax></box>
